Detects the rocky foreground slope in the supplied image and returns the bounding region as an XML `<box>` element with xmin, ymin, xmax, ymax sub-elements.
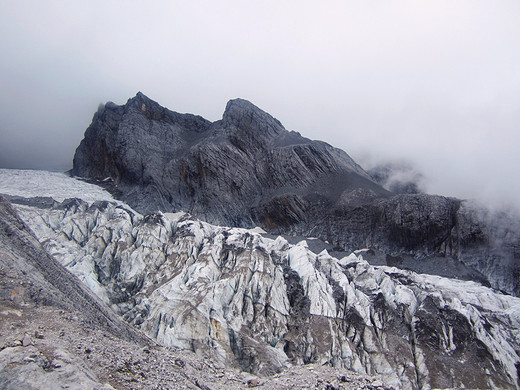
<box><xmin>0</xmin><ymin>193</ymin><xmax>393</xmax><ymax>390</ymax></box>
<box><xmin>3</xmin><ymin>167</ymin><xmax>519</xmax><ymax>389</ymax></box>
<box><xmin>71</xmin><ymin>93</ymin><xmax>520</xmax><ymax>297</ymax></box>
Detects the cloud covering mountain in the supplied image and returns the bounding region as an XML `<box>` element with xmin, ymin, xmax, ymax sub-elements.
<box><xmin>1</xmin><ymin>1</ymin><xmax>520</xmax><ymax>207</ymax></box>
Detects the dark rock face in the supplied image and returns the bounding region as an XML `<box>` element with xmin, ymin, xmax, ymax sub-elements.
<box><xmin>72</xmin><ymin>93</ymin><xmax>520</xmax><ymax>296</ymax></box>
<box><xmin>73</xmin><ymin>93</ymin><xmax>384</xmax><ymax>226</ymax></box>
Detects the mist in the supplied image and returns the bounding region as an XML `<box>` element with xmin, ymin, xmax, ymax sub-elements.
<box><xmin>1</xmin><ymin>1</ymin><xmax>519</xmax><ymax>208</ymax></box>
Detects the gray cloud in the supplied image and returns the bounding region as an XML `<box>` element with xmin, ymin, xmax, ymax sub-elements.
<box><xmin>1</xmin><ymin>1</ymin><xmax>519</xmax><ymax>207</ymax></box>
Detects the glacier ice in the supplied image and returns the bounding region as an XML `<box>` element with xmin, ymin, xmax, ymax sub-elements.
<box><xmin>2</xmin><ymin>169</ymin><xmax>520</xmax><ymax>389</ymax></box>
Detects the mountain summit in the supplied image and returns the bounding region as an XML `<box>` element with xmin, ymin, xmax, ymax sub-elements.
<box><xmin>72</xmin><ymin>93</ymin><xmax>386</xmax><ymax>227</ymax></box>
<box><xmin>72</xmin><ymin>93</ymin><xmax>520</xmax><ymax>296</ymax></box>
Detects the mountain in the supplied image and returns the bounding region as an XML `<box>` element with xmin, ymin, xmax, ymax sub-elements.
<box><xmin>3</xmin><ymin>93</ymin><xmax>518</xmax><ymax>388</ymax></box>
<box><xmin>72</xmin><ymin>93</ymin><xmax>520</xmax><ymax>297</ymax></box>
<box><xmin>72</xmin><ymin>93</ymin><xmax>385</xmax><ymax>226</ymax></box>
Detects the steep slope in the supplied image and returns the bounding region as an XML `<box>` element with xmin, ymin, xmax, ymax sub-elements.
<box><xmin>71</xmin><ymin>93</ymin><xmax>520</xmax><ymax>296</ymax></box>
<box><xmin>0</xmin><ymin>196</ymin><xmax>142</xmax><ymax>341</ymax></box>
<box><xmin>10</xmin><ymin>191</ymin><xmax>520</xmax><ymax>390</ymax></box>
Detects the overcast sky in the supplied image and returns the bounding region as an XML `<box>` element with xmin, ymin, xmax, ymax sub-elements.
<box><xmin>1</xmin><ymin>1</ymin><xmax>519</xmax><ymax>208</ymax></box>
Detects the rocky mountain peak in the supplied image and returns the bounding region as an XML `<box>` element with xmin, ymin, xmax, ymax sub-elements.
<box><xmin>125</xmin><ymin>91</ymin><xmax>170</xmax><ymax>121</ymax></box>
<box><xmin>222</xmin><ymin>98</ymin><xmax>285</xmax><ymax>139</ymax></box>
<box><xmin>131</xmin><ymin>90</ymin><xmax>149</xmax><ymax>102</ymax></box>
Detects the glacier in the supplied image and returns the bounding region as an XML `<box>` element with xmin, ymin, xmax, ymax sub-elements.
<box><xmin>2</xmin><ymin>168</ymin><xmax>520</xmax><ymax>389</ymax></box>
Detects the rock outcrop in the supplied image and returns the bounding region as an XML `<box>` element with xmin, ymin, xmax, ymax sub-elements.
<box><xmin>12</xmin><ymin>195</ymin><xmax>520</xmax><ymax>389</ymax></box>
<box><xmin>71</xmin><ymin>94</ymin><xmax>520</xmax><ymax>297</ymax></box>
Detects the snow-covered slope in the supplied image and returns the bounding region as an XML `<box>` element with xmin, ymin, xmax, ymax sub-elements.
<box><xmin>3</xmin><ymin>169</ymin><xmax>520</xmax><ymax>389</ymax></box>
<box><xmin>0</xmin><ymin>169</ymin><xmax>116</xmax><ymax>203</ymax></box>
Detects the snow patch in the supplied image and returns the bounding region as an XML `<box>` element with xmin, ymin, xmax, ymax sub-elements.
<box><xmin>0</xmin><ymin>169</ymin><xmax>116</xmax><ymax>204</ymax></box>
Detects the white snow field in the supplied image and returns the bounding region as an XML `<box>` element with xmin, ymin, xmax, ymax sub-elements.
<box><xmin>0</xmin><ymin>169</ymin><xmax>115</xmax><ymax>203</ymax></box>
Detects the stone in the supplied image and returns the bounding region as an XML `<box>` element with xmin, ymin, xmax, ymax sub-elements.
<box><xmin>22</xmin><ymin>334</ymin><xmax>32</xmax><ymax>347</ymax></box>
<box><xmin>35</xmin><ymin>330</ymin><xmax>44</xmax><ymax>339</ymax></box>
<box><xmin>247</xmin><ymin>378</ymin><xmax>261</xmax><ymax>387</ymax></box>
